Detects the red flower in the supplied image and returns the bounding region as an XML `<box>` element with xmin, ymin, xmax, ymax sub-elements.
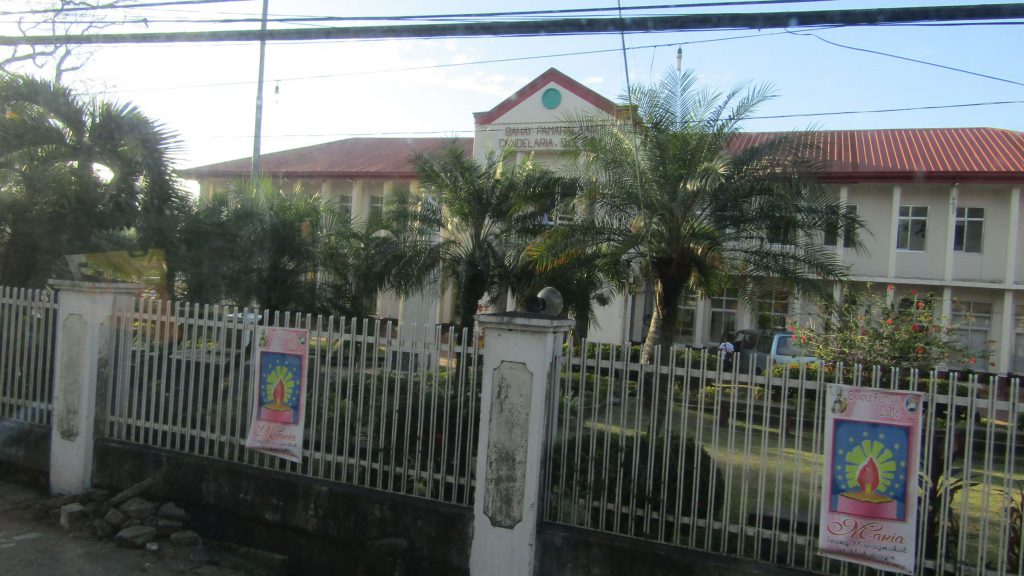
<box><xmin>887</xmin><ymin>284</ymin><xmax>895</xmax><ymax>291</ymax></box>
<box><xmin>916</xmin><ymin>346</ymin><xmax>924</xmax><ymax>354</ymax></box>
<box><xmin>910</xmin><ymin>289</ymin><xmax>918</xmax><ymax>296</ymax></box>
<box><xmin>886</xmin><ymin>318</ymin><xmax>894</xmax><ymax>325</ymax></box>
<box><xmin>969</xmin><ymin>357</ymin><xmax>976</xmax><ymax>364</ymax></box>
<box><xmin>911</xmin><ymin>323</ymin><xmax>922</xmax><ymax>332</ymax></box>
<box><xmin>916</xmin><ymin>301</ymin><xmax>925</xmax><ymax>310</ymax></box>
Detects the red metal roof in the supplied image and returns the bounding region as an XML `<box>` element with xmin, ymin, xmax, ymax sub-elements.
<box><xmin>731</xmin><ymin>128</ymin><xmax>1024</xmax><ymax>183</ymax></box>
<box><xmin>183</xmin><ymin>129</ymin><xmax>1024</xmax><ymax>184</ymax></box>
<box><xmin>473</xmin><ymin>68</ymin><xmax>618</xmax><ymax>126</ymax></box>
<box><xmin>181</xmin><ymin>137</ymin><xmax>472</xmax><ymax>180</ymax></box>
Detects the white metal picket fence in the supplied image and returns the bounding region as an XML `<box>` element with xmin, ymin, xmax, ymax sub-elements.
<box><xmin>544</xmin><ymin>340</ymin><xmax>1024</xmax><ymax>576</ymax></box>
<box><xmin>0</xmin><ymin>286</ymin><xmax>57</xmax><ymax>426</ymax></box>
<box><xmin>106</xmin><ymin>297</ymin><xmax>482</xmax><ymax>507</ymax></box>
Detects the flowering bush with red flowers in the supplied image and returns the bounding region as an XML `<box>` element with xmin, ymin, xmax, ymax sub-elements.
<box><xmin>790</xmin><ymin>285</ymin><xmax>968</xmax><ymax>372</ymax></box>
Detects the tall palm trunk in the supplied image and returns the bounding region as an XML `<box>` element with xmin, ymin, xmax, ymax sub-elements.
<box><xmin>641</xmin><ymin>276</ymin><xmax>684</xmax><ymax>363</ymax></box>
<box><xmin>456</xmin><ymin>269</ymin><xmax>487</xmax><ymax>340</ymax></box>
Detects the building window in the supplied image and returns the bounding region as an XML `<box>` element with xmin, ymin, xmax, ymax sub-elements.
<box><xmin>1014</xmin><ymin>305</ymin><xmax>1024</xmax><ymax>374</ymax></box>
<box><xmin>708</xmin><ymin>289</ymin><xmax>738</xmax><ymax>344</ymax></box>
<box><xmin>824</xmin><ymin>205</ymin><xmax>858</xmax><ymax>248</ymax></box>
<box><xmin>369</xmin><ymin>194</ymin><xmax>384</xmax><ymax>220</ymax></box>
<box><xmin>953</xmin><ymin>207</ymin><xmax>984</xmax><ymax>253</ymax></box>
<box><xmin>677</xmin><ymin>294</ymin><xmax>697</xmax><ymax>344</ymax></box>
<box><xmin>336</xmin><ymin>193</ymin><xmax>353</xmax><ymax>220</ymax></box>
<box><xmin>897</xmin><ymin>205</ymin><xmax>928</xmax><ymax>251</ymax></box>
<box><xmin>755</xmin><ymin>291</ymin><xmax>789</xmax><ymax>330</ymax></box>
<box><xmin>953</xmin><ymin>301</ymin><xmax>992</xmax><ymax>371</ymax></box>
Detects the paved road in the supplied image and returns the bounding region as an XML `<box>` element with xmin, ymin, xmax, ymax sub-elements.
<box><xmin>0</xmin><ymin>481</ymin><xmax>248</xmax><ymax>576</ymax></box>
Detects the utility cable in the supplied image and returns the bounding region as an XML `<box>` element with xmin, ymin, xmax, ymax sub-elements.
<box><xmin>189</xmin><ymin>99</ymin><xmax>1024</xmax><ymax>139</ymax></box>
<box><xmin>0</xmin><ymin>0</ymin><xmax>253</xmax><ymax>16</ymax></box>
<box><xmin>6</xmin><ymin>4</ymin><xmax>1024</xmax><ymax>46</ymax></box>
<box><xmin>786</xmin><ymin>28</ymin><xmax>1024</xmax><ymax>89</ymax></box>
<box><xmin>79</xmin><ymin>29</ymin><xmax>809</xmax><ymax>96</ymax></box>
<box><xmin>0</xmin><ymin>0</ymin><xmax>832</xmax><ymax>19</ymax></box>
<box><xmin>616</xmin><ymin>0</ymin><xmax>656</xmax><ymax>318</ymax></box>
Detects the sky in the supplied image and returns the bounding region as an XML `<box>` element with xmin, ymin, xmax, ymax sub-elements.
<box><xmin>2</xmin><ymin>0</ymin><xmax>1023</xmax><ymax>173</ymax></box>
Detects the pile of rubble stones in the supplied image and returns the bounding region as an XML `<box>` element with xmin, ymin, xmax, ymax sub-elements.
<box><xmin>39</xmin><ymin>482</ymin><xmax>201</xmax><ymax>552</ymax></box>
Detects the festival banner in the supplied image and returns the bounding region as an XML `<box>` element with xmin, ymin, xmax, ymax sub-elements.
<box><xmin>245</xmin><ymin>327</ymin><xmax>309</xmax><ymax>463</ymax></box>
<box><xmin>819</xmin><ymin>383</ymin><xmax>924</xmax><ymax>574</ymax></box>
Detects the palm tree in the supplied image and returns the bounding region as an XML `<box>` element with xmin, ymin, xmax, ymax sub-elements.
<box><xmin>537</xmin><ymin>69</ymin><xmax>862</xmax><ymax>359</ymax></box>
<box><xmin>178</xmin><ymin>179</ymin><xmax>411</xmax><ymax>319</ymax></box>
<box><xmin>178</xmin><ymin>179</ymin><xmax>330</xmax><ymax>312</ymax></box>
<box><xmin>393</xmin><ymin>142</ymin><xmax>566</xmax><ymax>335</ymax></box>
<box><xmin>0</xmin><ymin>74</ymin><xmax>182</xmax><ymax>288</ymax></box>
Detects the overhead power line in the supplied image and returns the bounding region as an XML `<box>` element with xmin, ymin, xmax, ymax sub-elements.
<box><xmin>81</xmin><ymin>29</ymin><xmax>804</xmax><ymax>95</ymax></box>
<box><xmin>193</xmin><ymin>100</ymin><xmax>1024</xmax><ymax>139</ymax></box>
<box><xmin>787</xmin><ymin>29</ymin><xmax>1024</xmax><ymax>89</ymax></box>
<box><xmin>748</xmin><ymin>99</ymin><xmax>1024</xmax><ymax>119</ymax></box>
<box><xmin>0</xmin><ymin>0</ymin><xmax>829</xmax><ymax>18</ymax></box>
<box><xmin>0</xmin><ymin>0</ymin><xmax>252</xmax><ymax>16</ymax></box>
<box><xmin>3</xmin><ymin>4</ymin><xmax>1024</xmax><ymax>45</ymax></box>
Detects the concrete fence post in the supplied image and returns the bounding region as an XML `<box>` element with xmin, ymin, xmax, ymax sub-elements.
<box><xmin>469</xmin><ymin>313</ymin><xmax>574</xmax><ymax>576</ymax></box>
<box><xmin>48</xmin><ymin>280</ymin><xmax>139</xmax><ymax>495</ymax></box>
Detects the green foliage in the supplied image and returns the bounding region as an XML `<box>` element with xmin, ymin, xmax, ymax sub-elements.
<box><xmin>177</xmin><ymin>180</ymin><xmax>405</xmax><ymax>318</ymax></box>
<box><xmin>1005</xmin><ymin>482</ymin><xmax>1023</xmax><ymax>569</ymax></box>
<box><xmin>549</xmin><ymin>430</ymin><xmax>724</xmax><ymax>532</ymax></box>
<box><xmin>791</xmin><ymin>285</ymin><xmax>969</xmax><ymax>372</ymax></box>
<box><xmin>770</xmin><ymin>361</ymin><xmax>822</xmax><ymax>380</ymax></box>
<box><xmin>306</xmin><ymin>363</ymin><xmax>481</xmax><ymax>501</ymax></box>
<box><xmin>566</xmin><ymin>341</ymin><xmax>717</xmax><ymax>367</ymax></box>
<box><xmin>535</xmin><ymin>69</ymin><xmax>863</xmax><ymax>359</ymax></box>
<box><xmin>394</xmin><ymin>141</ymin><xmax>567</xmax><ymax>333</ymax></box>
<box><xmin>0</xmin><ymin>74</ymin><xmax>183</xmax><ymax>288</ymax></box>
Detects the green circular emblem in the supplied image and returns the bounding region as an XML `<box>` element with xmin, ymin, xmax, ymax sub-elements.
<box><xmin>541</xmin><ymin>87</ymin><xmax>562</xmax><ymax>110</ymax></box>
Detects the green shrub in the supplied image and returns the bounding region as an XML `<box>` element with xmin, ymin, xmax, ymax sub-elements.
<box><xmin>549</xmin><ymin>430</ymin><xmax>724</xmax><ymax>529</ymax></box>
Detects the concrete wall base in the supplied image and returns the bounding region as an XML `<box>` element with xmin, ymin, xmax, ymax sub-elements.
<box><xmin>0</xmin><ymin>420</ymin><xmax>49</xmax><ymax>489</ymax></box>
<box><xmin>94</xmin><ymin>440</ymin><xmax>471</xmax><ymax>576</ymax></box>
<box><xmin>536</xmin><ymin>523</ymin><xmax>815</xmax><ymax>576</ymax></box>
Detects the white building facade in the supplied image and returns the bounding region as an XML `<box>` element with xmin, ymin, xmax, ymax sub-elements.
<box><xmin>185</xmin><ymin>69</ymin><xmax>1024</xmax><ymax>375</ymax></box>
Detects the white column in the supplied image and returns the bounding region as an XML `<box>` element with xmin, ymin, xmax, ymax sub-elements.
<box><xmin>998</xmin><ymin>290</ymin><xmax>1015</xmax><ymax>375</ymax></box>
<box><xmin>943</xmin><ymin>183</ymin><xmax>958</xmax><ymax>281</ymax></box>
<box><xmin>694</xmin><ymin>296</ymin><xmax>709</xmax><ymax>346</ymax></box>
<box><xmin>888</xmin><ymin>185</ymin><xmax>902</xmax><ymax>279</ymax></box>
<box><xmin>352</xmin><ymin>180</ymin><xmax>365</xmax><ymax>219</ymax></box>
<box><xmin>1006</xmin><ymin>187</ymin><xmax>1021</xmax><ymax>284</ymax></box>
<box><xmin>48</xmin><ymin>280</ymin><xmax>139</xmax><ymax>496</ymax></box>
<box><xmin>941</xmin><ymin>286</ymin><xmax>954</xmax><ymax>330</ymax></box>
<box><xmin>836</xmin><ymin>185</ymin><xmax>849</xmax><ymax>262</ymax></box>
<box><xmin>470</xmin><ymin>313</ymin><xmax>574</xmax><ymax>576</ymax></box>
<box><xmin>620</xmin><ymin>291</ymin><xmax>633</xmax><ymax>347</ymax></box>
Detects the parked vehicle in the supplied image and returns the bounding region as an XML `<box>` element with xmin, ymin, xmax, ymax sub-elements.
<box><xmin>733</xmin><ymin>328</ymin><xmax>817</xmax><ymax>374</ymax></box>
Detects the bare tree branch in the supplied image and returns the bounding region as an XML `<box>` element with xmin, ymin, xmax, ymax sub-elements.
<box><xmin>1</xmin><ymin>0</ymin><xmax>129</xmax><ymax>84</ymax></box>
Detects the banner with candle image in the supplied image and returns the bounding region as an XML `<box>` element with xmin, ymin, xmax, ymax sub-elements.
<box><xmin>245</xmin><ymin>327</ymin><xmax>309</xmax><ymax>463</ymax></box>
<box><xmin>819</xmin><ymin>383</ymin><xmax>923</xmax><ymax>575</ymax></box>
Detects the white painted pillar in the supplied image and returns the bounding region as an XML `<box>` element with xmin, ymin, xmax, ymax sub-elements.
<box><xmin>998</xmin><ymin>290</ymin><xmax>1015</xmax><ymax>375</ymax></box>
<box><xmin>620</xmin><ymin>291</ymin><xmax>633</xmax><ymax>347</ymax></box>
<box><xmin>943</xmin><ymin>183</ymin><xmax>958</xmax><ymax>281</ymax></box>
<box><xmin>888</xmin><ymin>185</ymin><xmax>902</xmax><ymax>279</ymax></box>
<box><xmin>352</xmin><ymin>180</ymin><xmax>365</xmax><ymax>219</ymax></box>
<box><xmin>836</xmin><ymin>185</ymin><xmax>849</xmax><ymax>262</ymax></box>
<box><xmin>941</xmin><ymin>286</ymin><xmax>954</xmax><ymax>330</ymax></box>
<box><xmin>693</xmin><ymin>296</ymin><xmax>708</xmax><ymax>346</ymax></box>
<box><xmin>48</xmin><ymin>281</ymin><xmax>139</xmax><ymax>496</ymax></box>
<box><xmin>1006</xmin><ymin>187</ymin><xmax>1021</xmax><ymax>284</ymax></box>
<box><xmin>470</xmin><ymin>313</ymin><xmax>574</xmax><ymax>576</ymax></box>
